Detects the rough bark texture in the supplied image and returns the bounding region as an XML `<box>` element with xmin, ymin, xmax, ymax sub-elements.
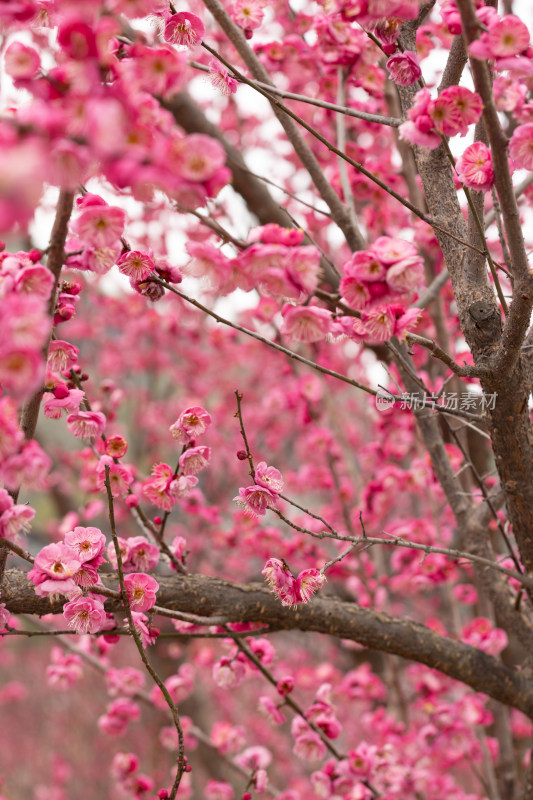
<box><xmin>4</xmin><ymin>568</ymin><xmax>533</xmax><ymax>717</ymax></box>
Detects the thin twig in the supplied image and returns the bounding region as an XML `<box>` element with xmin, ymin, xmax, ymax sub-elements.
<box><xmin>104</xmin><ymin>466</ymin><xmax>185</xmax><ymax>799</ymax></box>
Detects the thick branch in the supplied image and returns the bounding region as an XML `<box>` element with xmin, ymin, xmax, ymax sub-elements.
<box><xmin>19</xmin><ymin>190</ymin><xmax>74</xmax><ymax>444</ymax></box>
<box><xmin>4</xmin><ymin>568</ymin><xmax>533</xmax><ymax>717</ymax></box>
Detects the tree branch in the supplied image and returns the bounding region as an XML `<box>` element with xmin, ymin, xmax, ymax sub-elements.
<box><xmin>4</xmin><ymin>568</ymin><xmax>533</xmax><ymax>718</ymax></box>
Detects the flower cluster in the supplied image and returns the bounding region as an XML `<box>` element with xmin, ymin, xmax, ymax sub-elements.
<box><xmin>340</xmin><ymin>237</ymin><xmax>424</xmax><ymax>310</ymax></box>
<box><xmin>333</xmin><ymin>236</ymin><xmax>424</xmax><ymax>344</ymax></box>
<box><xmin>28</xmin><ymin>526</ymin><xmax>106</xmax><ymax>599</ymax></box>
<box><xmin>0</xmin><ymin>248</ymin><xmax>52</xmax><ymax>402</ymax></box>
<box><xmin>106</xmin><ymin>536</ymin><xmax>159</xmax><ymax>573</ymax></box>
<box><xmin>262</xmin><ymin>558</ymin><xmax>326</xmax><ymax>606</ymax></box>
<box><xmin>234</xmin><ymin>461</ymin><xmax>284</xmax><ymax>517</ymax></box>
<box><xmin>142</xmin><ymin>407</ymin><xmax>212</xmax><ymax>510</ymax></box>
<box><xmin>400</xmin><ymin>86</ymin><xmax>483</xmax><ymax>149</ymax></box>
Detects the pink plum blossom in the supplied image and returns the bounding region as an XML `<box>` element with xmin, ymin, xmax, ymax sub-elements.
<box><xmin>64</xmin><ymin>526</ymin><xmax>106</xmax><ymax>563</ymax></box>
<box><xmin>63</xmin><ymin>595</ymin><xmax>106</xmax><ymax>634</ymax></box>
<box><xmin>117</xmin><ymin>251</ymin><xmax>155</xmax><ymax>281</ymax></box>
<box><xmin>254</xmin><ymin>462</ymin><xmax>284</xmax><ymax>494</ymax></box>
<box><xmin>164</xmin><ymin>12</ymin><xmax>205</xmax><ymax>48</ymax></box>
<box><xmin>71</xmin><ymin>203</ymin><xmax>126</xmax><ymax>249</ymax></box>
<box><xmin>43</xmin><ymin>388</ymin><xmax>85</xmax><ymax>419</ymax></box>
<box><xmin>235</xmin><ymin>485</ymin><xmax>278</xmax><ymax>517</ymax></box>
<box><xmin>386</xmin><ymin>51</ymin><xmax>421</xmax><ymax>86</ymax></box>
<box><xmin>4</xmin><ymin>41</ymin><xmax>41</xmax><ymax>79</ymax></box>
<box><xmin>429</xmin><ymin>85</ymin><xmax>483</xmax><ymax>138</ymax></box>
<box><xmin>129</xmin><ymin>611</ymin><xmax>160</xmax><ymax>648</ymax></box>
<box><xmin>213</xmin><ymin>656</ymin><xmax>246</xmax><ymax>689</ymax></box>
<box><xmin>106</xmin><ymin>667</ymin><xmax>145</xmax><ymax>697</ymax></box>
<box><xmin>124</xmin><ymin>536</ymin><xmax>160</xmax><ymax>573</ymax></box>
<box><xmin>104</xmin><ymin>435</ymin><xmax>128</xmax><ymax>458</ymax></box>
<box><xmin>178</xmin><ymin>445</ymin><xmax>211</xmax><ymax>475</ymax></box>
<box><xmin>66</xmin><ymin>411</ymin><xmax>106</xmax><ymax>442</ymax></box>
<box><xmin>208</xmin><ymin>59</ymin><xmax>238</xmax><ymax>95</ymax></box>
<box><xmin>124</xmin><ymin>573</ymin><xmax>159</xmax><ymax>612</ymax></box>
<box><xmin>170</xmin><ymin>406</ymin><xmax>212</xmax><ymax>443</ymax></box>
<box><xmin>456</xmin><ymin>142</ymin><xmax>494</xmax><ymax>191</ymax></box>
<box><xmin>509</xmin><ymin>123</ymin><xmax>533</xmax><ymax>171</ymax></box>
<box><xmin>280</xmin><ymin>304</ymin><xmax>331</xmax><ymax>343</ymax></box>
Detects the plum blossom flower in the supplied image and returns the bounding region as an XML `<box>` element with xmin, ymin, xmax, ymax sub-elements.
<box><xmin>262</xmin><ymin>559</ymin><xmax>325</xmax><ymax>606</ymax></box>
<box><xmin>71</xmin><ymin>203</ymin><xmax>126</xmax><ymax>249</ymax></box>
<box><xmin>208</xmin><ymin>59</ymin><xmax>238</xmax><ymax>95</ymax></box>
<box><xmin>509</xmin><ymin>124</ymin><xmax>533</xmax><ymax>171</ymax></box>
<box><xmin>117</xmin><ymin>251</ymin><xmax>155</xmax><ymax>281</ymax></box>
<box><xmin>46</xmin><ymin>647</ymin><xmax>83</xmax><ymax>690</ymax></box>
<box><xmin>205</xmin><ymin>780</ymin><xmax>234</xmax><ymax>800</ymax></box>
<box><xmin>14</xmin><ymin>265</ymin><xmax>54</xmax><ymax>298</ymax></box>
<box><xmin>211</xmin><ymin>722</ymin><xmax>246</xmax><ymax>754</ymax></box>
<box><xmin>129</xmin><ymin>611</ymin><xmax>159</xmax><ymax>648</ymax></box>
<box><xmin>4</xmin><ymin>41</ymin><xmax>41</xmax><ymax>79</ymax></box>
<box><xmin>213</xmin><ymin>655</ymin><xmax>246</xmax><ymax>688</ymax></box>
<box><xmin>259</xmin><ymin>695</ymin><xmax>286</xmax><ymax>725</ymax></box>
<box><xmin>171</xmin><ymin>134</ymin><xmax>226</xmax><ymax>183</ymax></box>
<box><xmin>469</xmin><ymin>14</ymin><xmax>530</xmax><ymax>60</ymax></box>
<box><xmin>47</xmin><ymin>340</ymin><xmax>79</xmax><ymax>373</ymax></box>
<box><xmin>352</xmin><ymin>305</ymin><xmax>395</xmax><ymax>343</ymax></box>
<box><xmin>386</xmin><ymin>51</ymin><xmax>421</xmax><ymax>86</ymax></box>
<box><xmin>399</xmin><ymin>87</ymin><xmax>441</xmax><ymax>148</ymax></box>
<box><xmin>164</xmin><ymin>12</ymin><xmax>205</xmax><ymax>48</ymax></box>
<box><xmin>429</xmin><ymin>85</ymin><xmax>483</xmax><ymax>137</ymax></box>
<box><xmin>98</xmin><ymin>697</ymin><xmax>141</xmax><ymax>735</ymax></box>
<box><xmin>169</xmin><ymin>474</ymin><xmax>198</xmax><ymax>499</ymax></box>
<box><xmin>178</xmin><ymin>445</ymin><xmax>211</xmax><ymax>475</ymax></box>
<box><xmin>456</xmin><ymin>142</ymin><xmax>494</xmax><ymax>191</ymax></box>
<box><xmin>229</xmin><ymin>0</ymin><xmax>265</xmax><ymax>31</ymax></box>
<box><xmin>96</xmin><ymin>456</ymin><xmax>134</xmax><ymax>496</ymax></box>
<box><xmin>254</xmin><ymin>462</ymin><xmax>284</xmax><ymax>495</ymax></box>
<box><xmin>343</xmin><ymin>251</ymin><xmax>386</xmax><ymax>283</ymax></box>
<box><xmin>235</xmin><ymin>746</ymin><xmax>272</xmax><ymax>773</ymax></box>
<box><xmin>104</xmin><ymin>435</ymin><xmax>128</xmax><ymax>459</ymax></box>
<box><xmin>0</xmin><ymin>600</ymin><xmax>10</xmax><ymax>630</ymax></box>
<box><xmin>371</xmin><ymin>237</ymin><xmax>418</xmax><ymax>264</ymax></box>
<box><xmin>124</xmin><ymin>573</ymin><xmax>159</xmax><ymax>612</ymax></box>
<box><xmin>292</xmin><ymin>726</ymin><xmax>327</xmax><ymax>761</ymax></box>
<box><xmin>124</xmin><ymin>536</ymin><xmax>160</xmax><ymax>573</ymax></box>
<box><xmin>385</xmin><ymin>257</ymin><xmax>424</xmax><ymax>293</ymax></box>
<box><xmin>0</xmin><ymin>488</ymin><xmax>35</xmax><ymax>540</ymax></box>
<box><xmin>106</xmin><ymin>667</ymin><xmax>146</xmax><ymax>697</ymax></box>
<box><xmin>262</xmin><ymin>558</ymin><xmax>298</xmax><ymax>605</ymax></box>
<box><xmin>30</xmin><ymin>542</ymin><xmax>81</xmax><ymax>583</ymax></box>
<box><xmin>143</xmin><ymin>462</ymin><xmax>175</xmax><ymax>510</ymax></box>
<box><xmin>63</xmin><ymin>595</ymin><xmax>106</xmax><ymax>634</ymax></box>
<box><xmin>296</xmin><ymin>569</ymin><xmax>326</xmax><ymax>602</ymax></box>
<box><xmin>170</xmin><ymin>406</ymin><xmax>212</xmax><ymax>443</ymax></box>
<box><xmin>150</xmin><ymin>664</ymin><xmax>195</xmax><ymax>708</ymax></box>
<box><xmin>64</xmin><ymin>526</ymin><xmax>106</xmax><ymax>563</ymax></box>
<box><xmin>43</xmin><ymin>387</ymin><xmax>85</xmax><ymax>420</ymax></box>
<box><xmin>235</xmin><ymin>485</ymin><xmax>278</xmax><ymax>517</ymax></box>
<box><xmin>66</xmin><ymin>410</ymin><xmax>106</xmax><ymax>442</ymax></box>
<box><xmin>280</xmin><ymin>304</ymin><xmax>331</xmax><ymax>343</ymax></box>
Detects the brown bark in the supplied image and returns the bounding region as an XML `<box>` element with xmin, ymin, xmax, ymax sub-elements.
<box><xmin>4</xmin><ymin>567</ymin><xmax>533</xmax><ymax>718</ymax></box>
